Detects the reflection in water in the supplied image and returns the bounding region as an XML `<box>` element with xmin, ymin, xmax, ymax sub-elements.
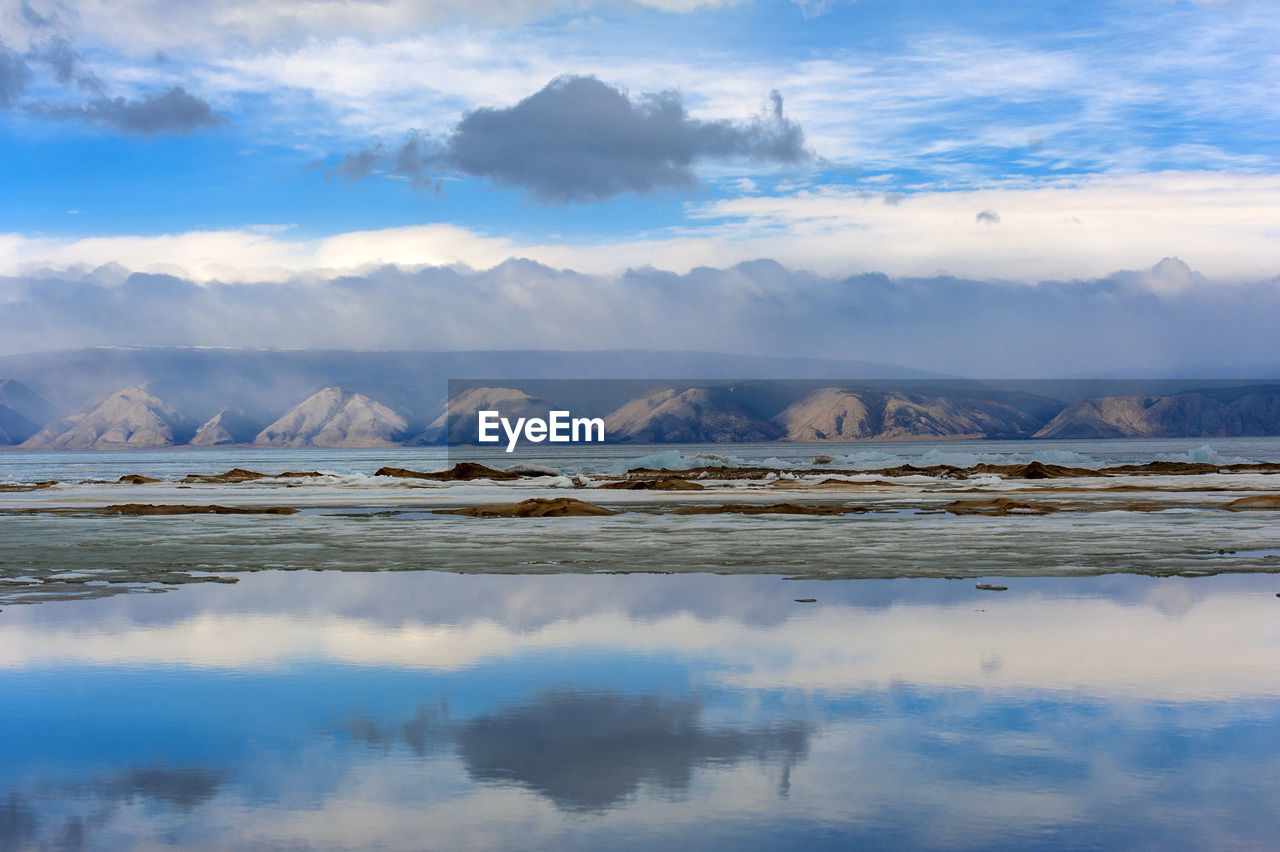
<box><xmin>2</xmin><ymin>571</ymin><xmax>1279</xmax><ymax>848</ymax></box>
<box><xmin>456</xmin><ymin>691</ymin><xmax>808</xmax><ymax>811</ymax></box>
<box><xmin>0</xmin><ymin>794</ymin><xmax>38</xmax><ymax>851</ymax></box>
<box><xmin>0</xmin><ymin>766</ymin><xmax>227</xmax><ymax>851</ymax></box>
<box><xmin>90</xmin><ymin>766</ymin><xmax>226</xmax><ymax>810</ymax></box>
<box><xmin>342</xmin><ymin>691</ymin><xmax>808</xmax><ymax>812</ymax></box>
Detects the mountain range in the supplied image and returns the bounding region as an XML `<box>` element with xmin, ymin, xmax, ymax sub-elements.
<box><xmin>17</xmin><ymin>386</ymin><xmax>413</xmax><ymax>450</ymax></box>
<box><xmin>1034</xmin><ymin>386</ymin><xmax>1280</xmax><ymax>439</ymax></box>
<box><xmin>0</xmin><ymin>346</ymin><xmax>939</xmax><ymax>427</ymax></box>
<box><xmin>11</xmin><ymin>382</ymin><xmax>1280</xmax><ymax>450</ymax></box>
<box><xmin>2</xmin><ymin>348</ymin><xmax>1279</xmax><ymax>448</ymax></box>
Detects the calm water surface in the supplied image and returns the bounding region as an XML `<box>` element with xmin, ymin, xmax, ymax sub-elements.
<box><xmin>2</xmin><ymin>571</ymin><xmax>1279</xmax><ymax>850</ymax></box>
<box><xmin>3</xmin><ymin>436</ymin><xmax>1280</xmax><ymax>482</ymax></box>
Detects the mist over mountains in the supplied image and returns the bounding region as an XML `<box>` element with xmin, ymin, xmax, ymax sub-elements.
<box><xmin>4</xmin><ymin>258</ymin><xmax>1280</xmax><ymax>379</ymax></box>
<box><xmin>1</xmin><ymin>347</ymin><xmax>1279</xmax><ymax>449</ymax></box>
<box><xmin>0</xmin><ymin>346</ymin><xmax>936</xmax><ymax>448</ymax></box>
<box><xmin>0</xmin><ymin>346</ymin><xmax>936</xmax><ymax>425</ymax></box>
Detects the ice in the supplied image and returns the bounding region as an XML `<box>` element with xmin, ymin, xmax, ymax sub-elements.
<box><xmin>827</xmin><ymin>447</ymin><xmax>1103</xmax><ymax>471</ymax></box>
<box><xmin>689</xmin><ymin>453</ymin><xmax>735</xmax><ymax>466</ymax></box>
<box><xmin>829</xmin><ymin>450</ymin><xmax>909</xmax><ymax>469</ymax></box>
<box><xmin>505</xmin><ymin>462</ymin><xmax>561</xmax><ymax>476</ymax></box>
<box><xmin>1188</xmin><ymin>444</ymin><xmax>1218</xmax><ymax>464</ymax></box>
<box><xmin>613</xmin><ymin>450</ymin><xmax>742</xmax><ymax>473</ymax></box>
<box><xmin>1154</xmin><ymin>444</ymin><xmax>1249</xmax><ymax>466</ymax></box>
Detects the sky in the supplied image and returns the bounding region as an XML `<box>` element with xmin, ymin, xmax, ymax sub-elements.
<box><xmin>0</xmin><ymin>0</ymin><xmax>1278</xmax><ymax>373</ymax></box>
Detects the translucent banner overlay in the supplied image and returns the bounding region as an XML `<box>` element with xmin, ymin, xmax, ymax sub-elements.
<box><xmin>441</xmin><ymin>378</ymin><xmax>1280</xmax><ymax>464</ymax></box>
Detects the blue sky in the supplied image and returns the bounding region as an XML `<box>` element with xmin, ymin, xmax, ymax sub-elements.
<box><xmin>1</xmin><ymin>0</ymin><xmax>1278</xmax><ymax>368</ymax></box>
<box><xmin>3</xmin><ymin>1</ymin><xmax>1277</xmax><ymax>244</ymax></box>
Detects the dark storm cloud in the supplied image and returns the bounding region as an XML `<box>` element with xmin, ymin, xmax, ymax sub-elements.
<box><xmin>28</xmin><ymin>86</ymin><xmax>225</xmax><ymax>135</ymax></box>
<box><xmin>333</xmin><ymin>75</ymin><xmax>812</xmax><ymax>202</ymax></box>
<box><xmin>0</xmin><ymin>42</ymin><xmax>29</xmax><ymax>108</ymax></box>
<box><xmin>2</xmin><ymin>257</ymin><xmax>1279</xmax><ymax>377</ymax></box>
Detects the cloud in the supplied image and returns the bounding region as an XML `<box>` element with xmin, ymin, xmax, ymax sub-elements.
<box><xmin>163</xmin><ymin>3</ymin><xmax>1280</xmax><ymax>185</ymax></box>
<box><xmin>11</xmin><ymin>0</ymin><xmax>760</xmax><ymax>54</ymax></box>
<box><xmin>330</xmin><ymin>146</ymin><xmax>386</xmax><ymax>183</ymax></box>
<box><xmin>28</xmin><ymin>35</ymin><xmax>75</xmax><ymax>84</ymax></box>
<box><xmin>18</xmin><ymin>1</ymin><xmax>53</xmax><ymax>28</ymax></box>
<box><xmin>0</xmin><ymin>14</ymin><xmax>206</xmax><ymax>131</ymax></box>
<box><xmin>975</xmin><ymin>209</ymin><xmax>1000</xmax><ymax>224</ymax></box>
<box><xmin>7</xmin><ymin>172</ymin><xmax>1276</xmax><ymax>283</ymax></box>
<box><xmin>25</xmin><ymin>34</ymin><xmax>101</xmax><ymax>91</ymax></box>
<box><xmin>684</xmin><ymin>172</ymin><xmax>1280</xmax><ymax>282</ymax></box>
<box><xmin>334</xmin><ymin>75</ymin><xmax>810</xmax><ymax>202</ymax></box>
<box><xmin>792</xmin><ymin>0</ymin><xmax>838</xmax><ymax>18</ymax></box>
<box><xmin>7</xmin><ymin>0</ymin><xmax>1277</xmax><ymax>189</ymax></box>
<box><xmin>0</xmin><ymin>42</ymin><xmax>28</xmax><ymax>108</ymax></box>
<box><xmin>27</xmin><ymin>85</ymin><xmax>224</xmax><ymax>134</ymax></box>
<box><xmin>1</xmin><ymin>256</ymin><xmax>1278</xmax><ymax>376</ymax></box>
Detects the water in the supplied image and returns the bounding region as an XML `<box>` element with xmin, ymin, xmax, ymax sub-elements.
<box><xmin>3</xmin><ymin>436</ymin><xmax>1279</xmax><ymax>482</ymax></box>
<box><xmin>2</xmin><ymin>571</ymin><xmax>1279</xmax><ymax>849</ymax></box>
<box><xmin>1</xmin><ymin>439</ymin><xmax>1279</xmax><ymax>847</ymax></box>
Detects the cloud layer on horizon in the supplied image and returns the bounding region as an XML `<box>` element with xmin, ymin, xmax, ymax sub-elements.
<box><xmin>5</xmin><ymin>172</ymin><xmax>1278</xmax><ymax>284</ymax></box>
<box><xmin>2</xmin><ymin>257</ymin><xmax>1277</xmax><ymax>377</ymax></box>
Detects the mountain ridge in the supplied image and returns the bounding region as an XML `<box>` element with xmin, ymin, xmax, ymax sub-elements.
<box><xmin>255</xmin><ymin>387</ymin><xmax>410</xmax><ymax>448</ymax></box>
<box><xmin>20</xmin><ymin>386</ymin><xmax>194</xmax><ymax>450</ymax></box>
<box><xmin>6</xmin><ymin>368</ymin><xmax>1280</xmax><ymax>448</ymax></box>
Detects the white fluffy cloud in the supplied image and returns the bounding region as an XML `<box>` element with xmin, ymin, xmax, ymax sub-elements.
<box><xmin>5</xmin><ymin>0</ymin><xmax>751</xmax><ymax>54</ymax></box>
<box><xmin>688</xmin><ymin>171</ymin><xmax>1280</xmax><ymax>283</ymax></box>
<box><xmin>3</xmin><ymin>172</ymin><xmax>1278</xmax><ymax>282</ymax></box>
<box><xmin>15</xmin><ymin>0</ymin><xmax>1275</xmax><ymax>179</ymax></box>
